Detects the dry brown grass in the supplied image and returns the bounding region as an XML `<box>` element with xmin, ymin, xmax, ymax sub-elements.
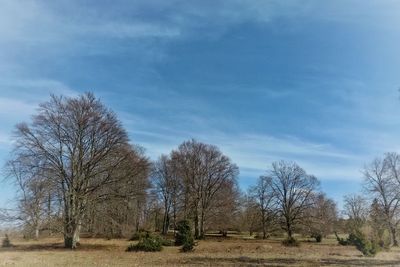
<box><xmin>1</xmin><ymin>236</ymin><xmax>400</xmax><ymax>266</ymax></box>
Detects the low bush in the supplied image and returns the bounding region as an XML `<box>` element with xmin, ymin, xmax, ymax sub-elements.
<box><xmin>335</xmin><ymin>232</ymin><xmax>350</xmax><ymax>246</ymax></box>
<box><xmin>311</xmin><ymin>233</ymin><xmax>322</xmax><ymax>243</ymax></box>
<box><xmin>159</xmin><ymin>237</ymin><xmax>174</xmax><ymax>247</ymax></box>
<box><xmin>129</xmin><ymin>229</ymin><xmax>149</xmax><ymax>241</ymax></box>
<box><xmin>282</xmin><ymin>237</ymin><xmax>300</xmax><ymax>247</ymax></box>
<box><xmin>181</xmin><ymin>237</ymin><xmax>194</xmax><ymax>252</ymax></box>
<box><xmin>336</xmin><ymin>231</ymin><xmax>380</xmax><ymax>257</ymax></box>
<box><xmin>2</xmin><ymin>235</ymin><xmax>11</xmax><ymax>248</ymax></box>
<box><xmin>126</xmin><ymin>235</ymin><xmax>163</xmax><ymax>252</ymax></box>
<box><xmin>175</xmin><ymin>220</ymin><xmax>195</xmax><ymax>252</ymax></box>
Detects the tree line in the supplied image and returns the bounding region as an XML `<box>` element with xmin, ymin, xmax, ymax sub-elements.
<box><xmin>3</xmin><ymin>93</ymin><xmax>398</xmax><ymax>250</ymax></box>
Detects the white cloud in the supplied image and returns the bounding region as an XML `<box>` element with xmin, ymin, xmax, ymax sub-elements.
<box><xmin>0</xmin><ymin>97</ymin><xmax>36</xmax><ymax>116</ymax></box>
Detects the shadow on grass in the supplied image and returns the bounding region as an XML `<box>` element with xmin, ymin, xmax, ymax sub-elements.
<box><xmin>0</xmin><ymin>242</ymin><xmax>117</xmax><ymax>252</ymax></box>
<box><xmin>184</xmin><ymin>256</ymin><xmax>400</xmax><ymax>266</ymax></box>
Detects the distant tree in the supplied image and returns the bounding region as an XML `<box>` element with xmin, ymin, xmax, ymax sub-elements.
<box><xmin>304</xmin><ymin>193</ymin><xmax>337</xmax><ymax>242</ymax></box>
<box><xmin>152</xmin><ymin>155</ymin><xmax>182</xmax><ymax>235</ymax></box>
<box><xmin>9</xmin><ymin>93</ymin><xmax>148</xmax><ymax>248</ymax></box>
<box><xmin>206</xmin><ymin>179</ymin><xmax>240</xmax><ymax>236</ymax></box>
<box><xmin>239</xmin><ymin>195</ymin><xmax>260</xmax><ymax>236</ymax></box>
<box><xmin>6</xmin><ymin>157</ymin><xmax>55</xmax><ymax>239</ymax></box>
<box><xmin>85</xmin><ymin>145</ymin><xmax>149</xmax><ymax>238</ymax></box>
<box><xmin>269</xmin><ymin>161</ymin><xmax>319</xmax><ymax>241</ymax></box>
<box><xmin>363</xmin><ymin>153</ymin><xmax>400</xmax><ymax>246</ymax></box>
<box><xmin>343</xmin><ymin>194</ymin><xmax>368</xmax><ymax>232</ymax></box>
<box><xmin>171</xmin><ymin>139</ymin><xmax>238</xmax><ymax>239</ymax></box>
<box><xmin>370</xmin><ymin>198</ymin><xmax>387</xmax><ymax>246</ymax></box>
<box><xmin>249</xmin><ymin>175</ymin><xmax>276</xmax><ymax>239</ymax></box>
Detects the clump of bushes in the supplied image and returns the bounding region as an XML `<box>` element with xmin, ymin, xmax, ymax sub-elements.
<box><xmin>335</xmin><ymin>231</ymin><xmax>380</xmax><ymax>257</ymax></box>
<box><xmin>2</xmin><ymin>234</ymin><xmax>12</xmax><ymax>248</ymax></box>
<box><xmin>175</xmin><ymin>220</ymin><xmax>195</xmax><ymax>252</ymax></box>
<box><xmin>129</xmin><ymin>229</ymin><xmax>149</xmax><ymax>241</ymax></box>
<box><xmin>311</xmin><ymin>233</ymin><xmax>322</xmax><ymax>243</ymax></box>
<box><xmin>126</xmin><ymin>233</ymin><xmax>163</xmax><ymax>252</ymax></box>
<box><xmin>282</xmin><ymin>237</ymin><xmax>300</xmax><ymax>247</ymax></box>
<box><xmin>160</xmin><ymin>238</ymin><xmax>174</xmax><ymax>247</ymax></box>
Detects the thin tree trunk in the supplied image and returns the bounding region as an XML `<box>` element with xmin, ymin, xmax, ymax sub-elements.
<box><xmin>199</xmin><ymin>210</ymin><xmax>205</xmax><ymax>239</ymax></box>
<box><xmin>194</xmin><ymin>209</ymin><xmax>200</xmax><ymax>239</ymax></box>
<box><xmin>390</xmin><ymin>225</ymin><xmax>398</xmax><ymax>246</ymax></box>
<box><xmin>262</xmin><ymin>214</ymin><xmax>266</xmax><ymax>239</ymax></box>
<box><xmin>35</xmin><ymin>227</ymin><xmax>39</xmax><ymax>240</ymax></box>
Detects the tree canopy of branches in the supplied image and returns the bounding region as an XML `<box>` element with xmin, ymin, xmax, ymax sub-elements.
<box><xmin>9</xmin><ymin>93</ymin><xmax>149</xmax><ymax>248</ymax></box>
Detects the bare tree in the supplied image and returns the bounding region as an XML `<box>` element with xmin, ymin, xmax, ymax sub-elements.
<box><xmin>249</xmin><ymin>175</ymin><xmax>276</xmax><ymax>239</ymax></box>
<box><xmin>84</xmin><ymin>145</ymin><xmax>149</xmax><ymax>238</ymax></box>
<box><xmin>5</xmin><ymin>158</ymin><xmax>55</xmax><ymax>239</ymax></box>
<box><xmin>152</xmin><ymin>154</ymin><xmax>182</xmax><ymax>235</ymax></box>
<box><xmin>171</xmin><ymin>139</ymin><xmax>238</xmax><ymax>239</ymax></box>
<box><xmin>10</xmin><ymin>93</ymin><xmax>147</xmax><ymax>248</ymax></box>
<box><xmin>269</xmin><ymin>161</ymin><xmax>319</xmax><ymax>240</ymax></box>
<box><xmin>370</xmin><ymin>198</ymin><xmax>387</xmax><ymax>245</ymax></box>
<box><xmin>239</xmin><ymin>194</ymin><xmax>260</xmax><ymax>236</ymax></box>
<box><xmin>206</xmin><ymin>179</ymin><xmax>240</xmax><ymax>237</ymax></box>
<box><xmin>304</xmin><ymin>193</ymin><xmax>337</xmax><ymax>242</ymax></box>
<box><xmin>343</xmin><ymin>194</ymin><xmax>368</xmax><ymax>232</ymax></box>
<box><xmin>363</xmin><ymin>153</ymin><xmax>400</xmax><ymax>246</ymax></box>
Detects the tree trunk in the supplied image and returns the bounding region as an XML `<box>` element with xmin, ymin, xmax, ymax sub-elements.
<box><xmin>162</xmin><ymin>203</ymin><xmax>169</xmax><ymax>235</ymax></box>
<box><xmin>194</xmin><ymin>210</ymin><xmax>200</xmax><ymax>239</ymax></box>
<box><xmin>262</xmin><ymin>216</ymin><xmax>266</xmax><ymax>239</ymax></box>
<box><xmin>35</xmin><ymin>227</ymin><xmax>39</xmax><ymax>240</ymax></box>
<box><xmin>75</xmin><ymin>223</ymin><xmax>81</xmax><ymax>244</ymax></box>
<box><xmin>64</xmin><ymin>225</ymin><xmax>79</xmax><ymax>249</ymax></box>
<box><xmin>288</xmin><ymin>228</ymin><xmax>293</xmax><ymax>239</ymax></box>
<box><xmin>287</xmin><ymin>220</ymin><xmax>293</xmax><ymax>239</ymax></box>
<box><xmin>390</xmin><ymin>225</ymin><xmax>398</xmax><ymax>246</ymax></box>
<box><xmin>63</xmin><ymin>200</ymin><xmax>80</xmax><ymax>249</ymax></box>
<box><xmin>162</xmin><ymin>212</ymin><xmax>169</xmax><ymax>235</ymax></box>
<box><xmin>199</xmin><ymin>210</ymin><xmax>205</xmax><ymax>239</ymax></box>
<box><xmin>173</xmin><ymin>205</ymin><xmax>177</xmax><ymax>234</ymax></box>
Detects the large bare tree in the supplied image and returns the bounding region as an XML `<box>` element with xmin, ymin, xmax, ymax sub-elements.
<box><xmin>10</xmin><ymin>93</ymin><xmax>148</xmax><ymax>248</ymax></box>
<box><xmin>269</xmin><ymin>161</ymin><xmax>319</xmax><ymax>240</ymax></box>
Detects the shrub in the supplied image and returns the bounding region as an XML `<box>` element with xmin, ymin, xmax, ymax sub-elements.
<box><xmin>126</xmin><ymin>235</ymin><xmax>162</xmax><ymax>252</ymax></box>
<box><xmin>335</xmin><ymin>232</ymin><xmax>350</xmax><ymax>246</ymax></box>
<box><xmin>129</xmin><ymin>229</ymin><xmax>149</xmax><ymax>241</ymax></box>
<box><xmin>181</xmin><ymin>238</ymin><xmax>194</xmax><ymax>252</ymax></box>
<box><xmin>350</xmin><ymin>231</ymin><xmax>379</xmax><ymax>257</ymax></box>
<box><xmin>2</xmin><ymin>235</ymin><xmax>11</xmax><ymax>248</ymax></box>
<box><xmin>336</xmin><ymin>231</ymin><xmax>380</xmax><ymax>256</ymax></box>
<box><xmin>282</xmin><ymin>237</ymin><xmax>300</xmax><ymax>247</ymax></box>
<box><xmin>159</xmin><ymin>237</ymin><xmax>174</xmax><ymax>247</ymax></box>
<box><xmin>175</xmin><ymin>220</ymin><xmax>195</xmax><ymax>252</ymax></box>
<box><xmin>311</xmin><ymin>233</ymin><xmax>322</xmax><ymax>243</ymax></box>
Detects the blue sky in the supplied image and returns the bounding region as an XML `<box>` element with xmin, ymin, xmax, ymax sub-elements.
<box><xmin>1</xmin><ymin>0</ymin><xmax>400</xmax><ymax>209</ymax></box>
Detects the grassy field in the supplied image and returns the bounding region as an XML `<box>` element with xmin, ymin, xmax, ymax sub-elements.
<box><xmin>1</xmin><ymin>235</ymin><xmax>400</xmax><ymax>266</ymax></box>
